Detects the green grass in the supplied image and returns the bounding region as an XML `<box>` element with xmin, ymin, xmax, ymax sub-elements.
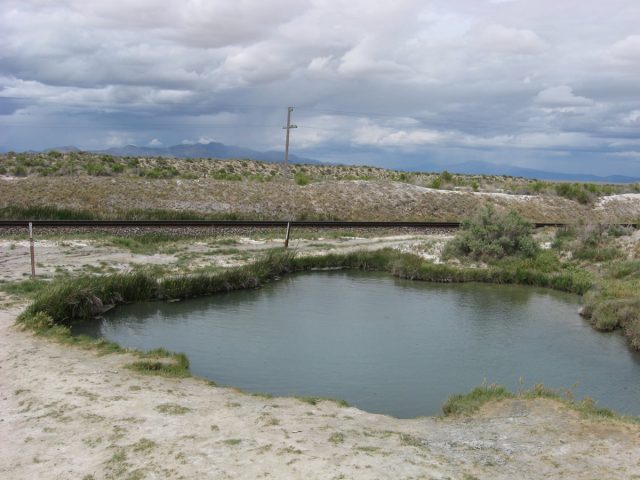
<box><xmin>18</xmin><ymin>247</ymin><xmax>594</xmax><ymax>334</ymax></box>
<box><xmin>0</xmin><ymin>204</ymin><xmax>259</xmax><ymax>221</ymax></box>
<box><xmin>126</xmin><ymin>349</ymin><xmax>190</xmax><ymax>378</ymax></box>
<box><xmin>154</xmin><ymin>403</ymin><xmax>191</xmax><ymax>415</ymax></box>
<box><xmin>222</xmin><ymin>438</ymin><xmax>242</xmax><ymax>446</ymax></box>
<box><xmin>295</xmin><ymin>396</ymin><xmax>350</xmax><ymax>407</ymax></box>
<box><xmin>0</xmin><ymin>278</ymin><xmax>49</xmax><ymax>299</ymax></box>
<box><xmin>443</xmin><ymin>383</ymin><xmax>638</xmax><ymax>423</ymax></box>
<box><xmin>0</xmin><ymin>205</ymin><xmax>99</xmax><ymax>220</ymax></box>
<box><xmin>442</xmin><ymin>384</ymin><xmax>514</xmax><ymax>416</ymax></box>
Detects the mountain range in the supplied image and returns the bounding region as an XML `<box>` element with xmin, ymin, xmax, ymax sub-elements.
<box><xmin>98</xmin><ymin>142</ymin><xmax>320</xmax><ymax>165</ymax></box>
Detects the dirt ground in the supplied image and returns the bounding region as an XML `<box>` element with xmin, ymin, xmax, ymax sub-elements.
<box><xmin>3</xmin><ymin>176</ymin><xmax>640</xmax><ymax>223</ymax></box>
<box><xmin>0</xmin><ymin>233</ymin><xmax>449</xmax><ymax>282</ymax></box>
<box><xmin>2</xmin><ymin>305</ymin><xmax>640</xmax><ymax>480</ymax></box>
<box><xmin>2</xmin><ymin>232</ymin><xmax>640</xmax><ymax>479</ymax></box>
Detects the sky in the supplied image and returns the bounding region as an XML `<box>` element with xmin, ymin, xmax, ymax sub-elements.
<box><xmin>1</xmin><ymin>0</ymin><xmax>640</xmax><ymax>176</ymax></box>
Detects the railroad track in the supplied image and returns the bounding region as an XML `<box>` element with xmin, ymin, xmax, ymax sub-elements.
<box><xmin>0</xmin><ymin>219</ymin><xmax>583</xmax><ymax>229</ymax></box>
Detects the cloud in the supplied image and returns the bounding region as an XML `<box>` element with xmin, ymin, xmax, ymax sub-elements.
<box><xmin>338</xmin><ymin>37</ymin><xmax>409</xmax><ymax>76</ymax></box>
<box><xmin>105</xmin><ymin>132</ymin><xmax>134</xmax><ymax>147</ymax></box>
<box><xmin>611</xmin><ymin>35</ymin><xmax>640</xmax><ymax>62</ymax></box>
<box><xmin>1</xmin><ymin>0</ymin><xmax>640</xmax><ymax>176</ymax></box>
<box><xmin>469</xmin><ymin>23</ymin><xmax>547</xmax><ymax>54</ymax></box>
<box><xmin>307</xmin><ymin>55</ymin><xmax>334</xmax><ymax>73</ymax></box>
<box><xmin>352</xmin><ymin>124</ymin><xmax>445</xmax><ymax>147</ymax></box>
<box><xmin>610</xmin><ymin>151</ymin><xmax>640</xmax><ymax>158</ymax></box>
<box><xmin>534</xmin><ymin>86</ymin><xmax>594</xmax><ymax>108</ymax></box>
<box><xmin>148</xmin><ymin>138</ymin><xmax>162</xmax><ymax>146</ymax></box>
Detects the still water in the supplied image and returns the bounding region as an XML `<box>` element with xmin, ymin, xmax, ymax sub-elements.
<box><xmin>74</xmin><ymin>271</ymin><xmax>640</xmax><ymax>418</ymax></box>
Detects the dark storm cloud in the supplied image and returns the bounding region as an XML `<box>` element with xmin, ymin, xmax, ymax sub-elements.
<box><xmin>1</xmin><ymin>0</ymin><xmax>639</xmax><ymax>175</ymax></box>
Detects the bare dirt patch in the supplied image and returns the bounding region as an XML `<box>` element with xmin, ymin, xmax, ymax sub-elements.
<box><xmin>3</xmin><ymin>176</ymin><xmax>639</xmax><ymax>222</ymax></box>
<box><xmin>0</xmin><ymin>232</ymin><xmax>450</xmax><ymax>281</ymax></box>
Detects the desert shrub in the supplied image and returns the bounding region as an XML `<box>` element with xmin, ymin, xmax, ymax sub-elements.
<box><xmin>606</xmin><ymin>224</ymin><xmax>633</xmax><ymax>238</ymax></box>
<box><xmin>86</xmin><ymin>162</ymin><xmax>109</xmax><ymax>176</ymax></box>
<box><xmin>440</xmin><ymin>170</ymin><xmax>453</xmax><ymax>182</ymax></box>
<box><xmin>531</xmin><ymin>181</ymin><xmax>548</xmax><ymax>193</ymax></box>
<box><xmin>111</xmin><ymin>163</ymin><xmax>125</xmax><ymax>174</ymax></box>
<box><xmin>555</xmin><ymin>183</ymin><xmax>592</xmax><ymax>204</ymax></box>
<box><xmin>573</xmin><ymin>246</ymin><xmax>622</xmax><ymax>262</ymax></box>
<box><xmin>608</xmin><ymin>260</ymin><xmax>640</xmax><ymax>280</ymax></box>
<box><xmin>294</xmin><ymin>171</ymin><xmax>311</xmax><ymax>186</ymax></box>
<box><xmin>588</xmin><ymin>298</ymin><xmax>640</xmax><ymax>332</ymax></box>
<box><xmin>568</xmin><ymin>224</ymin><xmax>623</xmax><ymax>262</ymax></box>
<box><xmin>11</xmin><ymin>165</ymin><xmax>27</xmax><ymax>176</ymax></box>
<box><xmin>552</xmin><ymin>225</ymin><xmax>577</xmax><ymax>249</ymax></box>
<box><xmin>445</xmin><ymin>206</ymin><xmax>539</xmax><ymax>261</ymax></box>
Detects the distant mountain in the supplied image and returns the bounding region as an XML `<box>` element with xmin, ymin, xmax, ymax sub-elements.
<box><xmin>95</xmin><ymin>142</ymin><xmax>321</xmax><ymax>165</ymax></box>
<box><xmin>444</xmin><ymin>161</ymin><xmax>639</xmax><ymax>183</ymax></box>
<box><xmin>48</xmin><ymin>146</ymin><xmax>81</xmax><ymax>153</ymax></box>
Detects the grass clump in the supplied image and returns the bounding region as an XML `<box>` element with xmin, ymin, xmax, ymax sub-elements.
<box><xmin>154</xmin><ymin>403</ymin><xmax>191</xmax><ymax>415</ymax></box>
<box><xmin>296</xmin><ymin>396</ymin><xmax>350</xmax><ymax>407</ymax></box>
<box><xmin>445</xmin><ymin>206</ymin><xmax>539</xmax><ymax>261</ymax></box>
<box><xmin>442</xmin><ymin>384</ymin><xmax>513</xmax><ymax>416</ymax></box>
<box><xmin>443</xmin><ymin>383</ymin><xmax>637</xmax><ymax>422</ymax></box>
<box><xmin>555</xmin><ymin>183</ymin><xmax>593</xmax><ymax>204</ymax></box>
<box><xmin>222</xmin><ymin>438</ymin><xmax>242</xmax><ymax>446</ymax></box>
<box><xmin>0</xmin><ymin>278</ymin><xmax>49</xmax><ymax>299</ymax></box>
<box><xmin>0</xmin><ymin>205</ymin><xmax>98</xmax><ymax>220</ymax></box>
<box><xmin>294</xmin><ymin>171</ymin><xmax>311</xmax><ymax>186</ymax></box>
<box><xmin>20</xmin><ymin>271</ymin><xmax>157</xmax><ymax>325</ymax></box>
<box><xmin>131</xmin><ymin>438</ymin><xmax>157</xmax><ymax>453</ymax></box>
<box><xmin>127</xmin><ymin>349</ymin><xmax>190</xmax><ymax>378</ymax></box>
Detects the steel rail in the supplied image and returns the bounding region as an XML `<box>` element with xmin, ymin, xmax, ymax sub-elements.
<box><xmin>0</xmin><ymin>220</ymin><xmax>460</xmax><ymax>228</ymax></box>
<box><xmin>0</xmin><ymin>220</ymin><xmax>636</xmax><ymax>229</ymax></box>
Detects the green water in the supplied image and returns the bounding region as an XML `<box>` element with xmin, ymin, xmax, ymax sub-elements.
<box><xmin>74</xmin><ymin>271</ymin><xmax>640</xmax><ymax>418</ymax></box>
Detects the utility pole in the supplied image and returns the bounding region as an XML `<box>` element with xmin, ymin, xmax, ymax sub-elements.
<box><xmin>282</xmin><ymin>106</ymin><xmax>297</xmax><ymax>177</ymax></box>
<box><xmin>29</xmin><ymin>222</ymin><xmax>36</xmax><ymax>278</ymax></box>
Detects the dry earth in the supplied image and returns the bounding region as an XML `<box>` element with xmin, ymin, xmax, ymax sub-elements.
<box><xmin>2</xmin><ymin>232</ymin><xmax>640</xmax><ymax>479</ymax></box>
<box><xmin>2</xmin><ymin>306</ymin><xmax>640</xmax><ymax>480</ymax></box>
<box><xmin>0</xmin><ymin>233</ymin><xmax>450</xmax><ymax>282</ymax></box>
<box><xmin>3</xmin><ymin>176</ymin><xmax>640</xmax><ymax>222</ymax></box>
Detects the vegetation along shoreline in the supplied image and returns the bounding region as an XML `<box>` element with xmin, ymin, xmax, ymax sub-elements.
<box><xmin>6</xmin><ymin>206</ymin><xmax>639</xmax><ymax>423</ymax></box>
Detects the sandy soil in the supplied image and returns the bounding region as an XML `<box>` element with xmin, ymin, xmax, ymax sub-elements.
<box><xmin>2</xmin><ymin>306</ymin><xmax>640</xmax><ymax>480</ymax></box>
<box><xmin>2</xmin><ymin>232</ymin><xmax>640</xmax><ymax>479</ymax></box>
<box><xmin>0</xmin><ymin>234</ymin><xmax>449</xmax><ymax>282</ymax></box>
<box><xmin>4</xmin><ymin>176</ymin><xmax>640</xmax><ymax>222</ymax></box>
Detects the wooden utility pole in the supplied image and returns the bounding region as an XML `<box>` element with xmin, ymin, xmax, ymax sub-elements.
<box><xmin>284</xmin><ymin>221</ymin><xmax>291</xmax><ymax>249</ymax></box>
<box><xmin>29</xmin><ymin>222</ymin><xmax>36</xmax><ymax>278</ymax></box>
<box><xmin>282</xmin><ymin>106</ymin><xmax>297</xmax><ymax>177</ymax></box>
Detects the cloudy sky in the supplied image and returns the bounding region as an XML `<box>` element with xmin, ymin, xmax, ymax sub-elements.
<box><xmin>1</xmin><ymin>0</ymin><xmax>639</xmax><ymax>175</ymax></box>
